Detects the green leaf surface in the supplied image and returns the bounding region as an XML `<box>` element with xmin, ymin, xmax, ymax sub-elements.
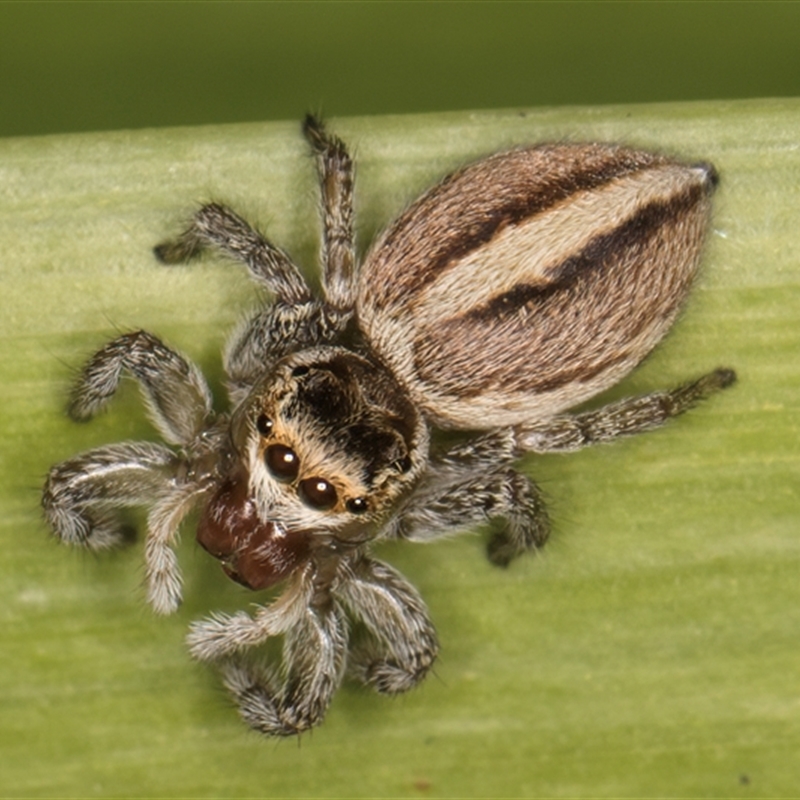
<box><xmin>1</xmin><ymin>99</ymin><xmax>798</xmax><ymax>798</ymax></box>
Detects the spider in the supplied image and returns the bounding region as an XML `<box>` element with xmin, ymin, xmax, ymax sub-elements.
<box><xmin>43</xmin><ymin>116</ymin><xmax>735</xmax><ymax>736</ymax></box>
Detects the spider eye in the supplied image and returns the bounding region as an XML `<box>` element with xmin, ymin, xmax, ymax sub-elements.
<box><xmin>298</xmin><ymin>477</ymin><xmax>338</xmax><ymax>511</ymax></box>
<box><xmin>395</xmin><ymin>455</ymin><xmax>413</xmax><ymax>473</ymax></box>
<box><xmin>256</xmin><ymin>414</ymin><xmax>274</xmax><ymax>437</ymax></box>
<box><xmin>346</xmin><ymin>496</ymin><xmax>369</xmax><ymax>515</ymax></box>
<box><xmin>265</xmin><ymin>444</ymin><xmax>300</xmax><ymax>482</ymax></box>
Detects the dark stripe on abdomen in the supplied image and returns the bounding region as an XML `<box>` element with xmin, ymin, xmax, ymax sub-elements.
<box><xmin>464</xmin><ymin>182</ymin><xmax>706</xmax><ymax>325</ymax></box>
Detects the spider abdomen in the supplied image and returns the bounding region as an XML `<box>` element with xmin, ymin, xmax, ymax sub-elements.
<box><xmin>357</xmin><ymin>143</ymin><xmax>718</xmax><ymax>429</ymax></box>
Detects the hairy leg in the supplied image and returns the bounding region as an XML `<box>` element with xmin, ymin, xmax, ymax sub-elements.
<box><xmin>69</xmin><ymin>330</ymin><xmax>212</xmax><ymax>447</ymax></box>
<box><xmin>188</xmin><ymin>570</ymin><xmax>346</xmax><ymax>735</ymax></box>
<box><xmin>339</xmin><ymin>556</ymin><xmax>439</xmax><ymax>694</ymax></box>
<box><xmin>392</xmin><ymin>432</ymin><xmax>551</xmax><ymax>566</ymax></box>
<box><xmin>42</xmin><ymin>442</ymin><xmax>179</xmax><ymax>549</ymax></box>
<box><xmin>217</xmin><ymin>602</ymin><xmax>347</xmax><ymax>737</ymax></box>
<box><xmin>186</xmin><ymin>570</ymin><xmax>312</xmax><ymax>661</ymax></box>
<box><xmin>517</xmin><ymin>368</ymin><xmax>736</xmax><ymax>453</ymax></box>
<box><xmin>303</xmin><ymin>114</ymin><xmax>356</xmax><ymax>310</ymax></box>
<box><xmin>154</xmin><ymin>202</ymin><xmax>312</xmax><ymax>306</ymax></box>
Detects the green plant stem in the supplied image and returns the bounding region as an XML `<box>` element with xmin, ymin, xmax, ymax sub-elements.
<box><xmin>1</xmin><ymin>99</ymin><xmax>798</xmax><ymax>798</ymax></box>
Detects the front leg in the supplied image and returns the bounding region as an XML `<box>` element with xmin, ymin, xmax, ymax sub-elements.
<box><xmin>188</xmin><ymin>571</ymin><xmax>348</xmax><ymax>737</ymax></box>
<box><xmin>338</xmin><ymin>556</ymin><xmax>439</xmax><ymax>694</ymax></box>
<box><xmin>220</xmin><ymin>602</ymin><xmax>348</xmax><ymax>737</ymax></box>
<box><xmin>186</xmin><ymin>570</ymin><xmax>311</xmax><ymax>661</ymax></box>
<box><xmin>42</xmin><ymin>442</ymin><xmax>204</xmax><ymax>613</ymax></box>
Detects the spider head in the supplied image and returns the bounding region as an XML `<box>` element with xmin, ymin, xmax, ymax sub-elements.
<box><xmin>197</xmin><ymin>347</ymin><xmax>428</xmax><ymax>590</ymax></box>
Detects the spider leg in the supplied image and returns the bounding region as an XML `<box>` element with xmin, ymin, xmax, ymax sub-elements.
<box><xmin>69</xmin><ymin>330</ymin><xmax>212</xmax><ymax>447</ymax></box>
<box><xmin>484</xmin><ymin>468</ymin><xmax>551</xmax><ymax>566</ymax></box>
<box><xmin>154</xmin><ymin>120</ymin><xmax>358</xmax><ymax>401</ymax></box>
<box><xmin>392</xmin><ymin>370</ymin><xmax>734</xmax><ymax>567</ymax></box>
<box><xmin>188</xmin><ymin>572</ymin><xmax>347</xmax><ymax>736</ymax></box>
<box><xmin>337</xmin><ymin>555</ymin><xmax>438</xmax><ymax>694</ymax></box>
<box><xmin>220</xmin><ymin>602</ymin><xmax>347</xmax><ymax>737</ymax></box>
<box><xmin>303</xmin><ymin>114</ymin><xmax>356</xmax><ymax>311</ymax></box>
<box><xmin>42</xmin><ymin>442</ymin><xmax>204</xmax><ymax>612</ymax></box>
<box><xmin>186</xmin><ymin>570</ymin><xmax>311</xmax><ymax>661</ymax></box>
<box><xmin>154</xmin><ymin>202</ymin><xmax>312</xmax><ymax>306</ymax></box>
<box><xmin>390</xmin><ymin>431</ymin><xmax>550</xmax><ymax>567</ymax></box>
<box><xmin>144</xmin><ymin>481</ymin><xmax>211</xmax><ymax>614</ymax></box>
<box><xmin>516</xmin><ymin>367</ymin><xmax>736</xmax><ymax>453</ymax></box>
<box><xmin>42</xmin><ymin>441</ymin><xmax>178</xmax><ymax>549</ymax></box>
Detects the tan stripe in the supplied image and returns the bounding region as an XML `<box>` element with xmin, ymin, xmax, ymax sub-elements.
<box><xmin>359</xmin><ymin>143</ymin><xmax>668</xmax><ymax>311</ymax></box>
<box><xmin>411</xmin><ymin>164</ymin><xmax>709</xmax><ymax>328</ymax></box>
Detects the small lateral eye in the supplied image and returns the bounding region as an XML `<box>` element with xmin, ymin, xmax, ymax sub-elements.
<box><xmin>265</xmin><ymin>444</ymin><xmax>300</xmax><ymax>482</ymax></box>
<box><xmin>255</xmin><ymin>414</ymin><xmax>274</xmax><ymax>437</ymax></box>
<box><xmin>346</xmin><ymin>497</ymin><xmax>369</xmax><ymax>515</ymax></box>
<box><xmin>395</xmin><ymin>455</ymin><xmax>413</xmax><ymax>473</ymax></box>
<box><xmin>298</xmin><ymin>477</ymin><xmax>338</xmax><ymax>511</ymax></box>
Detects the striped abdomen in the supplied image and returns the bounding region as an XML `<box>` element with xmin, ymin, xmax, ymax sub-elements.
<box><xmin>356</xmin><ymin>143</ymin><xmax>717</xmax><ymax>429</ymax></box>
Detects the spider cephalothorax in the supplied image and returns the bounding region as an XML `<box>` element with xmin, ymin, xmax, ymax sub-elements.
<box><xmin>198</xmin><ymin>347</ymin><xmax>427</xmax><ymax>592</ymax></box>
<box><xmin>43</xmin><ymin>116</ymin><xmax>734</xmax><ymax>736</ymax></box>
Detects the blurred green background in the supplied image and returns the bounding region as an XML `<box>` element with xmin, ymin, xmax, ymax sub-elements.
<box><xmin>1</xmin><ymin>0</ymin><xmax>799</xmax><ymax>137</ymax></box>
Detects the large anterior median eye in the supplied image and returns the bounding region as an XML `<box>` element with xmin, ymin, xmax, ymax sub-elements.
<box><xmin>265</xmin><ymin>444</ymin><xmax>300</xmax><ymax>482</ymax></box>
<box><xmin>298</xmin><ymin>477</ymin><xmax>338</xmax><ymax>510</ymax></box>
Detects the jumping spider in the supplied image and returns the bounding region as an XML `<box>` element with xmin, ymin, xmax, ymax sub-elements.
<box><xmin>43</xmin><ymin>116</ymin><xmax>735</xmax><ymax>736</ymax></box>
